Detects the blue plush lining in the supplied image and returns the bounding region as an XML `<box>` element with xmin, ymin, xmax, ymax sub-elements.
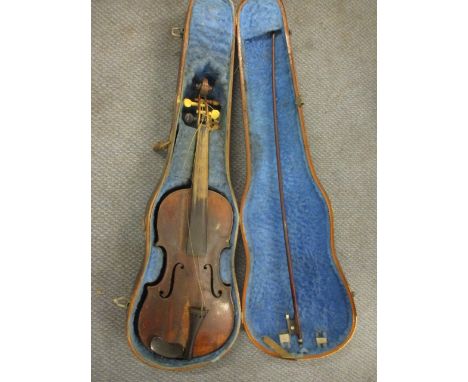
<box><xmin>127</xmin><ymin>0</ymin><xmax>239</xmax><ymax>368</ymax></box>
<box><xmin>239</xmin><ymin>0</ymin><xmax>353</xmax><ymax>356</ymax></box>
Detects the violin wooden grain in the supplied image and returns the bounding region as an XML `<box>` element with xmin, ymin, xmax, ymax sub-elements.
<box><xmin>137</xmin><ymin>188</ymin><xmax>234</xmax><ymax>358</ymax></box>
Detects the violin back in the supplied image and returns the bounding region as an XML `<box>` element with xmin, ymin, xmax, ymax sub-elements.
<box><xmin>126</xmin><ymin>0</ymin><xmax>240</xmax><ymax>370</ymax></box>
<box><xmin>237</xmin><ymin>0</ymin><xmax>356</xmax><ymax>359</ymax></box>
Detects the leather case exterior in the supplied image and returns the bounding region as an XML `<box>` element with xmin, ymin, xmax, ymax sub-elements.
<box><xmin>126</xmin><ymin>0</ymin><xmax>240</xmax><ymax>370</ymax></box>
<box><xmin>237</xmin><ymin>0</ymin><xmax>356</xmax><ymax>359</ymax></box>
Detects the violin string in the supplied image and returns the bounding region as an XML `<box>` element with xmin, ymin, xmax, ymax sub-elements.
<box><xmin>187</xmin><ymin>93</ymin><xmax>207</xmax><ymax>315</ymax></box>
<box><xmin>200</xmin><ymin>93</ymin><xmax>212</xmax><ymax>314</ymax></box>
<box><xmin>188</xmin><ymin>219</ymin><xmax>206</xmax><ymax>314</ymax></box>
<box><xmin>181</xmin><ymin>126</ymin><xmax>199</xmax><ymax>178</ymax></box>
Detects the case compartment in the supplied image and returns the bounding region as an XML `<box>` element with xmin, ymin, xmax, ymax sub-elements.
<box><xmin>127</xmin><ymin>0</ymin><xmax>240</xmax><ymax>369</ymax></box>
<box><xmin>237</xmin><ymin>0</ymin><xmax>356</xmax><ymax>359</ymax></box>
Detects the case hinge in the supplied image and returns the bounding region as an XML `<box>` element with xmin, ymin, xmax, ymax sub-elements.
<box><xmin>153</xmin><ymin>138</ymin><xmax>171</xmax><ymax>152</ymax></box>
<box><xmin>295</xmin><ymin>95</ymin><xmax>304</xmax><ymax>107</ymax></box>
<box><xmin>113</xmin><ymin>296</ymin><xmax>129</xmax><ymax>309</ymax></box>
<box><xmin>171</xmin><ymin>27</ymin><xmax>184</xmax><ymax>39</ymax></box>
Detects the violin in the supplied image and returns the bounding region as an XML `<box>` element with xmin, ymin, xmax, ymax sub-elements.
<box><xmin>136</xmin><ymin>78</ymin><xmax>234</xmax><ymax>360</ymax></box>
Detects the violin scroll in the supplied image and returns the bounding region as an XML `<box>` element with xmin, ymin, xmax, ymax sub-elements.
<box><xmin>182</xmin><ymin>77</ymin><xmax>221</xmax><ymax>130</ymax></box>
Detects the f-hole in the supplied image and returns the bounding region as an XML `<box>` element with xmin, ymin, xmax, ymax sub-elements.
<box><xmin>203</xmin><ymin>264</ymin><xmax>222</xmax><ymax>298</ymax></box>
<box><xmin>159</xmin><ymin>262</ymin><xmax>184</xmax><ymax>299</ymax></box>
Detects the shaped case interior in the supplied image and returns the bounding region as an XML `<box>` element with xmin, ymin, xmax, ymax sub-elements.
<box><xmin>238</xmin><ymin>0</ymin><xmax>356</xmax><ymax>358</ymax></box>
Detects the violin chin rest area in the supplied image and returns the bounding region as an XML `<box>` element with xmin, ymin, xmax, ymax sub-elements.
<box><xmin>237</xmin><ymin>0</ymin><xmax>356</xmax><ymax>359</ymax></box>
<box><xmin>149</xmin><ymin>337</ymin><xmax>185</xmax><ymax>359</ymax></box>
<box><xmin>126</xmin><ymin>0</ymin><xmax>240</xmax><ymax>370</ymax></box>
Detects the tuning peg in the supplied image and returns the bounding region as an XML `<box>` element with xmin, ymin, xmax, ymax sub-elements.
<box><xmin>183</xmin><ymin>98</ymin><xmax>197</xmax><ymax>108</ymax></box>
<box><xmin>210</xmin><ymin>110</ymin><xmax>220</xmax><ymax>120</ymax></box>
<box><xmin>183</xmin><ymin>112</ymin><xmax>196</xmax><ymax>125</ymax></box>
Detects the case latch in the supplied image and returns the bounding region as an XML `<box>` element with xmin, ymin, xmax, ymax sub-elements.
<box><xmin>153</xmin><ymin>138</ymin><xmax>171</xmax><ymax>152</ymax></box>
<box><xmin>113</xmin><ymin>296</ymin><xmax>129</xmax><ymax>309</ymax></box>
<box><xmin>295</xmin><ymin>95</ymin><xmax>304</xmax><ymax>107</ymax></box>
<box><xmin>171</xmin><ymin>27</ymin><xmax>184</xmax><ymax>39</ymax></box>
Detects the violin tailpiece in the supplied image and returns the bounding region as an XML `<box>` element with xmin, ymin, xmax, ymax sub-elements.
<box><xmin>183</xmin><ymin>307</ymin><xmax>208</xmax><ymax>360</ymax></box>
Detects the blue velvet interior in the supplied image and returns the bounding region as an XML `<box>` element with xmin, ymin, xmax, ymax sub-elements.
<box><xmin>127</xmin><ymin>0</ymin><xmax>240</xmax><ymax>368</ymax></box>
<box><xmin>239</xmin><ymin>0</ymin><xmax>353</xmax><ymax>356</ymax></box>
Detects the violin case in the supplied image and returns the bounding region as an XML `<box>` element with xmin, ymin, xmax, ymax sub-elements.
<box><xmin>126</xmin><ymin>0</ymin><xmax>240</xmax><ymax>370</ymax></box>
<box><xmin>237</xmin><ymin>0</ymin><xmax>357</xmax><ymax>359</ymax></box>
<box><xmin>127</xmin><ymin>0</ymin><xmax>356</xmax><ymax>370</ymax></box>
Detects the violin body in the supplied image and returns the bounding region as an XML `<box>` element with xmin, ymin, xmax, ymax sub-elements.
<box><xmin>137</xmin><ymin>188</ymin><xmax>234</xmax><ymax>358</ymax></box>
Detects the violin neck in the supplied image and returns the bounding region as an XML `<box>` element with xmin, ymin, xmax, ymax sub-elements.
<box><xmin>187</xmin><ymin>124</ymin><xmax>210</xmax><ymax>256</ymax></box>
